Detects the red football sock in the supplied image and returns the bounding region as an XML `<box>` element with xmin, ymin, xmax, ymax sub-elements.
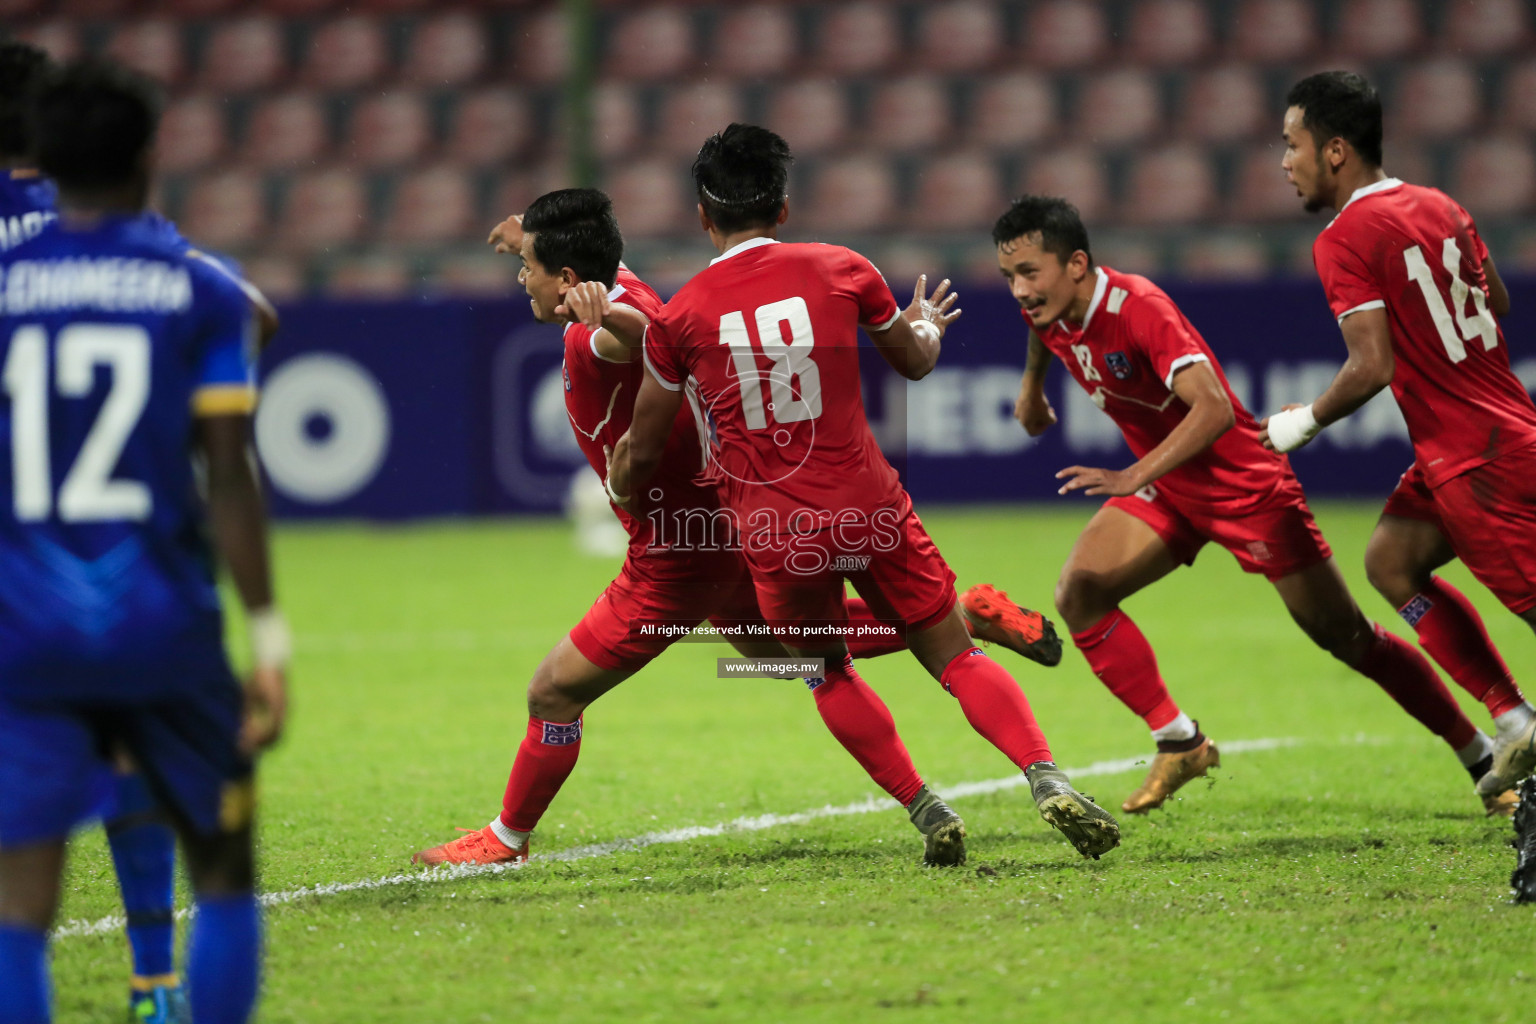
<box><xmin>1071</xmin><ymin>610</ymin><xmax>1181</xmax><ymax>730</ymax></box>
<box><xmin>1402</xmin><ymin>577</ymin><xmax>1525</xmax><ymax>717</ymax></box>
<box><xmin>812</xmin><ymin>655</ymin><xmax>924</xmax><ymax>805</ymax></box>
<box><xmin>499</xmin><ymin>716</ymin><xmax>583</xmax><ymax>833</ymax></box>
<box><xmin>939</xmin><ymin>647</ymin><xmax>1053</xmax><ymax>769</ymax></box>
<box><xmin>844</xmin><ymin>597</ymin><xmax>907</xmax><ymax>659</ymax></box>
<box><xmin>1356</xmin><ymin>622</ymin><xmax>1478</xmax><ymax>750</ymax></box>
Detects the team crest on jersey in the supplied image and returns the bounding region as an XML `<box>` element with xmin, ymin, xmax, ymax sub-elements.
<box><xmin>562</xmin><ymin>360</ymin><xmax>572</xmax><ymax>392</ymax></box>
<box><xmin>1105</xmin><ymin>351</ymin><xmax>1133</xmax><ymax>380</ymax></box>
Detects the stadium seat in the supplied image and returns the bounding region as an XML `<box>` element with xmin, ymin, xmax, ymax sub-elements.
<box><xmin>58</xmin><ymin>0</ymin><xmax>132</xmax><ymax>18</ymax></box>
<box><xmin>1179</xmin><ymin>235</ymin><xmax>1271</xmax><ymax>280</ymax></box>
<box><xmin>163</xmin><ymin>0</ymin><xmax>243</xmax><ymax>16</ymax></box>
<box><xmin>1336</xmin><ymin>0</ymin><xmax>1424</xmax><ymax>61</ymax></box>
<box><xmin>1121</xmin><ymin>146</ymin><xmax>1216</xmax><ymax>225</ymax></box>
<box><xmin>1125</xmin><ymin>0</ymin><xmax>1214</xmax><ymax>67</ymax></box>
<box><xmin>1228</xmin><ymin>0</ymin><xmax>1318</xmax><ymax>64</ymax></box>
<box><xmin>802</xmin><ymin>156</ymin><xmax>898</xmax><ymax>235</ymax></box>
<box><xmin>445</xmin><ymin>90</ymin><xmax>533</xmax><ymax>168</ymax></box>
<box><xmin>592</xmin><ymin>82</ymin><xmax>644</xmax><ymax>162</ymax></box>
<box><xmin>157</xmin><ymin>96</ymin><xmax>229</xmax><ymax>175</ymax></box>
<box><xmin>345</xmin><ymin>93</ymin><xmax>433</xmax><ymax>170</ymax></box>
<box><xmin>489</xmin><ymin>162</ymin><xmax>568</xmax><ymax>228</ymax></box>
<box><xmin>764</xmin><ymin>80</ymin><xmax>851</xmax><ymax>157</ymax></box>
<box><xmin>965</xmin><ymin>71</ymin><xmax>1056</xmax><ymax>149</ymax></box>
<box><xmin>914</xmin><ymin>0</ymin><xmax>1003</xmax><ymax>73</ymax></box>
<box><xmin>811</xmin><ymin>2</ymin><xmax>900</xmax><ymax>76</ymax></box>
<box><xmin>868</xmin><ymin>242</ymin><xmax>947</xmax><ymax>293</ymax></box>
<box><xmin>385</xmin><ymin>166</ymin><xmax>475</xmax><ymax>245</ymax></box>
<box><xmin>105</xmin><ymin>20</ymin><xmax>188</xmax><ymax>87</ymax></box>
<box><xmin>279</xmin><ymin>169</ymin><xmax>369</xmax><ymax>252</ymax></box>
<box><xmin>1380</xmin><ymin>142</ymin><xmax>1436</xmax><ymax>190</ymax></box>
<box><xmin>1075</xmin><ymin>69</ymin><xmax>1161</xmax><ymax>147</ymax></box>
<box><xmin>357</xmin><ymin>0</ymin><xmax>434</xmax><ymax>12</ymax></box>
<box><xmin>655</xmin><ymin>82</ymin><xmax>745</xmax><ymax>158</ymax></box>
<box><xmin>605</xmin><ymin>158</ymin><xmax>689</xmax><ymax>238</ymax></box>
<box><xmin>1178</xmin><ymin>65</ymin><xmax>1266</xmax><ymax>142</ymax></box>
<box><xmin>1022</xmin><ymin>148</ymin><xmax>1110</xmax><ymax>221</ymax></box>
<box><xmin>713</xmin><ymin>4</ymin><xmax>799</xmax><ymax>79</ymax></box>
<box><xmin>1392</xmin><ymin>59</ymin><xmax>1482</xmax><ymax>140</ymax></box>
<box><xmin>432</xmin><ymin>252</ymin><xmax>520</xmax><ymax>297</ymax></box>
<box><xmin>302</xmin><ymin>15</ymin><xmax>390</xmax><ymax>91</ymax></box>
<box><xmin>912</xmin><ymin>152</ymin><xmax>1006</xmax><ymax>232</ymax></box>
<box><xmin>239</xmin><ymin>255</ymin><xmax>306</xmax><ymax>303</ymax></box>
<box><xmin>0</xmin><ymin>0</ymin><xmax>49</xmax><ymax>19</ymax></box>
<box><xmin>199</xmin><ymin>16</ymin><xmax>287</xmax><ymax>93</ymax></box>
<box><xmin>264</xmin><ymin>0</ymin><xmax>340</xmax><ymax>16</ymax></box>
<box><xmin>1229</xmin><ymin>143</ymin><xmax>1304</xmax><ymax>221</ymax></box>
<box><xmin>1440</xmin><ymin>0</ymin><xmax>1529</xmax><ymax>55</ymax></box>
<box><xmin>606</xmin><ymin>7</ymin><xmax>696</xmax><ymax>81</ymax></box>
<box><xmin>181</xmin><ymin>171</ymin><xmax>266</xmax><ymax>251</ymax></box>
<box><xmin>242</xmin><ymin>93</ymin><xmax>331</xmax><ymax>172</ymax></box>
<box><xmin>401</xmin><ymin>13</ymin><xmax>489</xmax><ymax>87</ymax></box>
<box><xmin>1449</xmin><ymin>137</ymin><xmax>1536</xmax><ymax>216</ymax></box>
<box><xmin>1022</xmin><ymin>0</ymin><xmax>1111</xmax><ymax>70</ymax></box>
<box><xmin>512</xmin><ymin>8</ymin><xmax>569</xmax><ymax>84</ymax></box>
<box><xmin>325</xmin><ymin>256</ymin><xmax>413</xmax><ymax>299</ymax></box>
<box><xmin>12</xmin><ymin>21</ymin><xmax>79</xmax><ymax>62</ymax></box>
<box><xmin>1495</xmin><ymin>59</ymin><xmax>1536</xmax><ymax>132</ymax></box>
<box><xmin>865</xmin><ymin>76</ymin><xmax>954</xmax><ymax>154</ymax></box>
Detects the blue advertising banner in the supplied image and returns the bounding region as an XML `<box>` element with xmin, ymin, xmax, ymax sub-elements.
<box><xmin>254</xmin><ymin>277</ymin><xmax>1536</xmax><ymax>520</ymax></box>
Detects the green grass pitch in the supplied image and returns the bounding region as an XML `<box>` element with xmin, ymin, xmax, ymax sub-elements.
<box><xmin>48</xmin><ymin>503</ymin><xmax>1536</xmax><ymax>1022</ymax></box>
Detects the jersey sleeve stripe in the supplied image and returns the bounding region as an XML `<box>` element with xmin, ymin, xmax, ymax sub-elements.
<box><xmin>1163</xmin><ymin>353</ymin><xmax>1209</xmax><ymax>389</ymax></box>
<box><xmin>191</xmin><ymin>385</ymin><xmax>258</xmax><ymax>416</ymax></box>
<box><xmin>863</xmin><ymin>309</ymin><xmax>903</xmax><ymax>331</ymax></box>
<box><xmin>590</xmin><ymin>331</ymin><xmax>629</xmax><ymax>364</ymax></box>
<box><xmin>1337</xmin><ymin>299</ymin><xmax>1385</xmax><ymax>323</ymax></box>
<box><xmin>642</xmin><ymin>345</ymin><xmax>683</xmax><ymax>392</ymax></box>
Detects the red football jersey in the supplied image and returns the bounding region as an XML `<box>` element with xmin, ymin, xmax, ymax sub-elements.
<box><xmin>643</xmin><ymin>238</ymin><xmax>905</xmax><ymax>530</ymax></box>
<box><xmin>564</xmin><ymin>265</ymin><xmax>722</xmax><ymax>581</ymax></box>
<box><xmin>1313</xmin><ymin>178</ymin><xmax>1536</xmax><ymax>488</ymax></box>
<box><xmin>1036</xmin><ymin>266</ymin><xmax>1296</xmax><ymax>516</ymax></box>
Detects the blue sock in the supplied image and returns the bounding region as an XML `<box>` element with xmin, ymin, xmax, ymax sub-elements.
<box><xmin>187</xmin><ymin>893</ymin><xmax>260</xmax><ymax>1024</ymax></box>
<box><xmin>105</xmin><ymin>773</ymin><xmax>178</xmax><ymax>981</ymax></box>
<box><xmin>0</xmin><ymin>923</ymin><xmax>49</xmax><ymax>1023</ymax></box>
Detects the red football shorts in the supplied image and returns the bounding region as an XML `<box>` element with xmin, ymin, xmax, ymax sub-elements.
<box><xmin>744</xmin><ymin>497</ymin><xmax>959</xmax><ymax>647</ymax></box>
<box><xmin>568</xmin><ymin>551</ymin><xmax>764</xmax><ymax>672</ymax></box>
<box><xmin>1107</xmin><ymin>480</ymin><xmax>1332</xmax><ymax>581</ymax></box>
<box><xmin>1427</xmin><ymin>443</ymin><xmax>1536</xmax><ymax>614</ymax></box>
<box><xmin>1382</xmin><ymin>462</ymin><xmax>1440</xmax><ymax>525</ymax></box>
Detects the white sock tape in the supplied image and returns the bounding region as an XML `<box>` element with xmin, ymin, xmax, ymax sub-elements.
<box><xmin>248</xmin><ymin>608</ymin><xmax>292</xmax><ymax>669</ymax></box>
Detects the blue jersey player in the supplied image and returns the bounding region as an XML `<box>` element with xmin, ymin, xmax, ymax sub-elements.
<box><xmin>0</xmin><ymin>59</ymin><xmax>288</xmax><ymax>1024</ymax></box>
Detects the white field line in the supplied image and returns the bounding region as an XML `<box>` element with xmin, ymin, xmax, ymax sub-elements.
<box><xmin>52</xmin><ymin>734</ymin><xmax>1344</xmax><ymax>941</ymax></box>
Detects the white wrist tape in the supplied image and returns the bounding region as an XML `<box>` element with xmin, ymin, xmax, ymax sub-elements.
<box><xmin>1266</xmin><ymin>403</ymin><xmax>1321</xmax><ymax>453</ymax></box>
<box><xmin>911</xmin><ymin>319</ymin><xmax>940</xmax><ymax>346</ymax></box>
<box><xmin>603</xmin><ymin>474</ymin><xmax>630</xmax><ymax>506</ymax></box>
<box><xmin>248</xmin><ymin>608</ymin><xmax>292</xmax><ymax>669</ymax></box>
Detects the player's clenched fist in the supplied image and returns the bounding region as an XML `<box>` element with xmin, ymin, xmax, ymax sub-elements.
<box><xmin>556</xmin><ymin>279</ymin><xmax>612</xmax><ymax>329</ymax></box>
<box><xmin>1015</xmin><ymin>387</ymin><xmax>1057</xmax><ymax>436</ymax></box>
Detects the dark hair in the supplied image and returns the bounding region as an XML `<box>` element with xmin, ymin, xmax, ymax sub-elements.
<box><xmin>692</xmin><ymin>123</ymin><xmax>791</xmax><ymax>234</ymax></box>
<box><xmin>1285</xmin><ymin>71</ymin><xmax>1383</xmax><ymax>168</ymax></box>
<box><xmin>521</xmin><ymin>187</ymin><xmax>624</xmax><ymax>287</ymax></box>
<box><xmin>0</xmin><ymin>40</ymin><xmax>54</xmax><ymax>159</ymax></box>
<box><xmin>991</xmin><ymin>195</ymin><xmax>1093</xmax><ymax>266</ymax></box>
<box><xmin>30</xmin><ymin>58</ymin><xmax>161</xmax><ymax>193</ymax></box>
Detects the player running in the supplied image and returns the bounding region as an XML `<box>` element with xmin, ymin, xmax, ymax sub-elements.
<box><xmin>0</xmin><ymin>60</ymin><xmax>287</xmax><ymax>1024</ymax></box>
<box><xmin>992</xmin><ymin>194</ymin><xmax>1515</xmax><ymax>816</ymax></box>
<box><xmin>413</xmin><ymin>188</ymin><xmax>1047</xmax><ymax>870</ymax></box>
<box><xmin>613</xmin><ymin>125</ymin><xmax>1119</xmax><ymax>860</ymax></box>
<box><xmin>1268</xmin><ymin>70</ymin><xmax>1536</xmax><ymax>798</ymax></box>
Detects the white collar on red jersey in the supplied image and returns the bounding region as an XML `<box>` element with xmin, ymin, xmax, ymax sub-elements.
<box><xmin>710</xmin><ymin>236</ymin><xmax>779</xmax><ymax>266</ymax></box>
<box><xmin>1079</xmin><ymin>266</ymin><xmax>1111</xmax><ymax>333</ymax></box>
<box><xmin>1339</xmin><ymin>177</ymin><xmax>1404</xmax><ymax>214</ymax></box>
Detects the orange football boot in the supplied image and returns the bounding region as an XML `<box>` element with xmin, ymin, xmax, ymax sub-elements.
<box><xmin>960</xmin><ymin>583</ymin><xmax>1063</xmax><ymax>667</ymax></box>
<box><xmin>412</xmin><ymin>825</ymin><xmax>528</xmax><ymax>866</ymax></box>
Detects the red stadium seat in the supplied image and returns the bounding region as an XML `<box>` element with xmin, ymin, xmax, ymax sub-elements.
<box><xmin>239</xmin><ymin>256</ymin><xmax>306</xmax><ymax>303</ymax></box>
<box><xmin>655</xmin><ymin>82</ymin><xmax>745</xmax><ymax>158</ymax></box>
<box><xmin>105</xmin><ymin>20</ymin><xmax>188</xmax><ymax>87</ymax></box>
<box><xmin>432</xmin><ymin>253</ymin><xmax>520</xmax><ymax>297</ymax></box>
<box><xmin>242</xmin><ymin>94</ymin><xmax>330</xmax><ymax>172</ymax></box>
<box><xmin>264</xmin><ymin>0</ymin><xmax>340</xmax><ymax>16</ymax></box>
<box><xmin>912</xmin><ymin>152</ymin><xmax>1006</xmax><ymax>232</ymax></box>
<box><xmin>1495</xmin><ymin>59</ymin><xmax>1536</xmax><ymax>132</ymax></box>
<box><xmin>1178</xmin><ymin>65</ymin><xmax>1266</xmax><ymax>142</ymax></box>
<box><xmin>864</xmin><ymin>76</ymin><xmax>953</xmax><ymax>154</ymax></box>
<box><xmin>1440</xmin><ymin>0</ymin><xmax>1529</xmax><ymax>55</ymax></box>
<box><xmin>1392</xmin><ymin>59</ymin><xmax>1482</xmax><ymax>140</ymax></box>
<box><xmin>157</xmin><ymin>96</ymin><xmax>229</xmax><ymax>175</ymax></box>
<box><xmin>1229</xmin><ymin>0</ymin><xmax>1318</xmax><ymax>64</ymax></box>
<box><xmin>811</xmin><ymin>2</ymin><xmax>900</xmax><ymax>76</ymax></box>
<box><xmin>867</xmin><ymin>242</ymin><xmax>946</xmax><ymax>293</ymax></box>
<box><xmin>512</xmin><ymin>8</ymin><xmax>569</xmax><ymax>84</ymax></box>
<box><xmin>606</xmin><ymin>7</ymin><xmax>696</xmax><ymax>82</ymax></box>
<box><xmin>489</xmin><ymin>162</ymin><xmax>569</xmax><ymax>227</ymax></box>
<box><xmin>163</xmin><ymin>0</ymin><xmax>243</xmax><ymax>16</ymax></box>
<box><xmin>279</xmin><ymin>169</ymin><xmax>369</xmax><ymax>252</ymax></box>
<box><xmin>1336</xmin><ymin>0</ymin><xmax>1425</xmax><ymax>60</ymax></box>
<box><xmin>1179</xmin><ymin>235</ymin><xmax>1271</xmax><ymax>280</ymax></box>
<box><xmin>385</xmin><ymin>166</ymin><xmax>475</xmax><ymax>245</ymax></box>
<box><xmin>401</xmin><ymin>13</ymin><xmax>489</xmax><ymax>87</ymax></box>
<box><xmin>1023</xmin><ymin>148</ymin><xmax>1110</xmax><ymax>221</ymax></box>
<box><xmin>1450</xmin><ymin>137</ymin><xmax>1536</xmax><ymax>217</ymax></box>
<box><xmin>592</xmin><ymin>83</ymin><xmax>644</xmax><ymax>162</ymax></box>
<box><xmin>1074</xmin><ymin>69</ymin><xmax>1161</xmax><ymax>147</ymax></box>
<box><xmin>302</xmin><ymin>15</ymin><xmax>390</xmax><ymax>91</ymax></box>
<box><xmin>1125</xmin><ymin>0</ymin><xmax>1214</xmax><ymax>67</ymax></box>
<box><xmin>915</xmin><ymin>0</ymin><xmax>1003</xmax><ymax>73</ymax></box>
<box><xmin>445</xmin><ymin>90</ymin><xmax>533</xmax><ymax>168</ymax></box>
<box><xmin>1121</xmin><ymin>146</ymin><xmax>1217</xmax><ymax>225</ymax></box>
<box><xmin>765</xmin><ymin>81</ymin><xmax>851</xmax><ymax>157</ymax></box>
<box><xmin>713</xmin><ymin>5</ymin><xmax>799</xmax><ymax>80</ymax></box>
<box><xmin>802</xmin><ymin>157</ymin><xmax>897</xmax><ymax>235</ymax></box>
<box><xmin>181</xmin><ymin>171</ymin><xmax>266</xmax><ymax>251</ymax></box>
<box><xmin>345</xmin><ymin>93</ymin><xmax>433</xmax><ymax>170</ymax></box>
<box><xmin>199</xmin><ymin>16</ymin><xmax>287</xmax><ymax>93</ymax></box>
<box><xmin>1022</xmin><ymin>0</ymin><xmax>1111</xmax><ymax>70</ymax></box>
<box><xmin>605</xmin><ymin>159</ymin><xmax>689</xmax><ymax>238</ymax></box>
<box><xmin>965</xmin><ymin>72</ymin><xmax>1056</xmax><ymax>149</ymax></box>
<box><xmin>1228</xmin><ymin>143</ymin><xmax>1304</xmax><ymax>221</ymax></box>
<box><xmin>326</xmin><ymin>257</ymin><xmax>413</xmax><ymax>299</ymax></box>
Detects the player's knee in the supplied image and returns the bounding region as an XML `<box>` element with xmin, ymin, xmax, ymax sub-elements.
<box><xmin>1297</xmin><ymin>611</ymin><xmax>1368</xmax><ymax>662</ymax></box>
<box><xmin>1363</xmin><ymin>542</ymin><xmax>1418</xmax><ymax>607</ymax></box>
<box><xmin>1054</xmin><ymin>570</ymin><xmax>1107</xmax><ymax>633</ymax></box>
<box><xmin>525</xmin><ymin>668</ymin><xmax>582</xmax><ymax>721</ymax></box>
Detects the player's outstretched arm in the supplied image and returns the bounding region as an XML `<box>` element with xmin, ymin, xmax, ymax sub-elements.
<box><xmin>197</xmin><ymin>414</ymin><xmax>289</xmax><ymax>754</ymax></box>
<box><xmin>1261</xmin><ymin>307</ymin><xmax>1394</xmax><ymax>452</ymax></box>
<box><xmin>869</xmin><ymin>275</ymin><xmax>960</xmax><ymax>381</ymax></box>
<box><xmin>610</xmin><ymin>367</ymin><xmax>684</xmax><ymax>504</ymax></box>
<box><xmin>1015</xmin><ymin>330</ymin><xmax>1057</xmax><ymax>436</ymax></box>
